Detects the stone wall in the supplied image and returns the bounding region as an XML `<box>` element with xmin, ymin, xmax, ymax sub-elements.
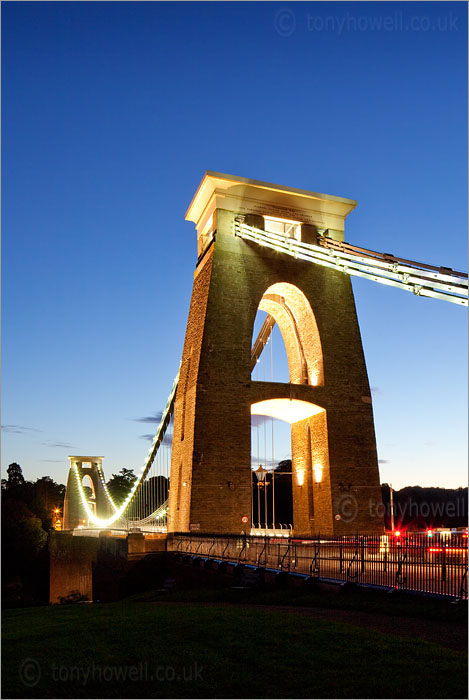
<box><xmin>49</xmin><ymin>532</ymin><xmax>167</xmax><ymax>603</ymax></box>
<box><xmin>167</xmin><ymin>207</ymin><xmax>383</xmax><ymax>535</ymax></box>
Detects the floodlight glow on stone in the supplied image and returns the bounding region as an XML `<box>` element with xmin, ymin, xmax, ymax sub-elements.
<box><xmin>314</xmin><ymin>464</ymin><xmax>323</xmax><ymax>483</ymax></box>
<box><xmin>251</xmin><ymin>398</ymin><xmax>324</xmax><ymax>424</ymax></box>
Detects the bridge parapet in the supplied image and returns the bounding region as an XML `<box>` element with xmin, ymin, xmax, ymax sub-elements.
<box><xmin>167</xmin><ymin>532</ymin><xmax>468</xmax><ymax>599</ymax></box>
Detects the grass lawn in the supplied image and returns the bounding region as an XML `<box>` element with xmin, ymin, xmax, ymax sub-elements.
<box><xmin>2</xmin><ymin>599</ymin><xmax>467</xmax><ymax>699</ymax></box>
<box><xmin>128</xmin><ymin>581</ymin><xmax>469</xmax><ymax>623</ymax></box>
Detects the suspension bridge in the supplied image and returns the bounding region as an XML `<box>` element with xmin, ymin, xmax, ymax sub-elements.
<box><xmin>53</xmin><ymin>172</ymin><xmax>467</xmax><ymax>601</ymax></box>
<box><xmin>62</xmin><ymin>172</ymin><xmax>466</xmax><ymax>538</ymax></box>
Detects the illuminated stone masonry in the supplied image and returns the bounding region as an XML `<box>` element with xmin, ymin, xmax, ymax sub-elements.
<box><xmin>167</xmin><ymin>172</ymin><xmax>383</xmax><ymax>536</ymax></box>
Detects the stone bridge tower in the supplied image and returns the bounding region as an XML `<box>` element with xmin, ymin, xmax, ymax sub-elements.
<box><xmin>63</xmin><ymin>456</ymin><xmax>114</xmax><ymax>530</ymax></box>
<box><xmin>167</xmin><ymin>172</ymin><xmax>382</xmax><ymax>536</ymax></box>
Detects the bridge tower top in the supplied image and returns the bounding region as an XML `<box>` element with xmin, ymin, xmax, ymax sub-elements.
<box><xmin>68</xmin><ymin>456</ymin><xmax>104</xmax><ymax>466</ymax></box>
<box><xmin>186</xmin><ymin>171</ymin><xmax>356</xmax><ymax>253</ymax></box>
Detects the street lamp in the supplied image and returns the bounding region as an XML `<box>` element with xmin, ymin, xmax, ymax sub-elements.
<box><xmin>255</xmin><ymin>465</ymin><xmax>267</xmax><ymax>482</ymax></box>
<box><xmin>53</xmin><ymin>508</ymin><xmax>61</xmax><ymax>530</ymax></box>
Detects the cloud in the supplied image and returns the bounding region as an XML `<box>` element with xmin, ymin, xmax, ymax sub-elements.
<box><xmin>41</xmin><ymin>459</ymin><xmax>63</xmax><ymax>463</ymax></box>
<box><xmin>42</xmin><ymin>441</ymin><xmax>75</xmax><ymax>449</ymax></box>
<box><xmin>140</xmin><ymin>431</ymin><xmax>173</xmax><ymax>446</ymax></box>
<box><xmin>251</xmin><ymin>456</ymin><xmax>283</xmax><ymax>468</ymax></box>
<box><xmin>370</xmin><ymin>386</ymin><xmax>381</xmax><ymax>395</ymax></box>
<box><xmin>2</xmin><ymin>424</ymin><xmax>42</xmax><ymax>434</ymax></box>
<box><xmin>378</xmin><ymin>459</ymin><xmax>389</xmax><ymax>464</ymax></box>
<box><xmin>133</xmin><ymin>412</ymin><xmax>163</xmax><ymax>424</ymax></box>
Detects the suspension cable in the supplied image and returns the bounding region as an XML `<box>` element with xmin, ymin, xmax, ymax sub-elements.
<box><xmin>73</xmin><ymin>367</ymin><xmax>180</xmax><ymax>528</ymax></box>
<box><xmin>235</xmin><ymin>222</ymin><xmax>468</xmax><ymax>306</ymax></box>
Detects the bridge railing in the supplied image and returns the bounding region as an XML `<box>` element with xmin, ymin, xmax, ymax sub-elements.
<box><xmin>167</xmin><ymin>532</ymin><xmax>468</xmax><ymax>599</ymax></box>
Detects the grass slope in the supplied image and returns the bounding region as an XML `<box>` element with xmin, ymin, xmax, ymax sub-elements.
<box><xmin>2</xmin><ymin>600</ymin><xmax>467</xmax><ymax>699</ymax></box>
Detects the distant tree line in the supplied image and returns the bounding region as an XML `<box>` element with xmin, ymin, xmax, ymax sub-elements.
<box><xmin>2</xmin><ymin>463</ymin><xmax>65</xmax><ymax>607</ymax></box>
<box><xmin>381</xmin><ymin>484</ymin><xmax>468</xmax><ymax>530</ymax></box>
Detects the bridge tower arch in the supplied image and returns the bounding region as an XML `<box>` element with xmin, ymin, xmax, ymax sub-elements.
<box><xmin>167</xmin><ymin>172</ymin><xmax>382</xmax><ymax>536</ymax></box>
<box><xmin>63</xmin><ymin>456</ymin><xmax>114</xmax><ymax>530</ymax></box>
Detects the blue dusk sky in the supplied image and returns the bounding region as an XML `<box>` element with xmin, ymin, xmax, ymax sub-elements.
<box><xmin>2</xmin><ymin>1</ymin><xmax>467</xmax><ymax>490</ymax></box>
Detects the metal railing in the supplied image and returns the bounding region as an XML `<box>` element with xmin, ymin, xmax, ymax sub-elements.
<box><xmin>168</xmin><ymin>532</ymin><xmax>468</xmax><ymax>599</ymax></box>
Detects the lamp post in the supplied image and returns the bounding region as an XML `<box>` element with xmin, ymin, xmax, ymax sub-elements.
<box><xmin>272</xmin><ymin>467</ymin><xmax>275</xmax><ymax>530</ymax></box>
<box><xmin>254</xmin><ymin>465</ymin><xmax>267</xmax><ymax>529</ymax></box>
<box><xmin>390</xmin><ymin>483</ymin><xmax>395</xmax><ymax>532</ymax></box>
<box><xmin>53</xmin><ymin>507</ymin><xmax>61</xmax><ymax>530</ymax></box>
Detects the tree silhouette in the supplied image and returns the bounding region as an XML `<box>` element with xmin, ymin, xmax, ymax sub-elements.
<box><xmin>7</xmin><ymin>462</ymin><xmax>25</xmax><ymax>486</ymax></box>
<box><xmin>107</xmin><ymin>468</ymin><xmax>137</xmax><ymax>503</ymax></box>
